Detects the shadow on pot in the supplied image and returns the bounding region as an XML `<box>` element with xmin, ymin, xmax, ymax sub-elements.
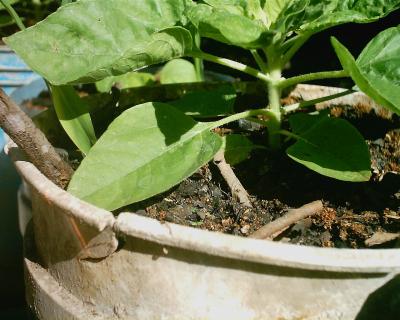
<box><xmin>356</xmin><ymin>274</ymin><xmax>400</xmax><ymax>320</ymax></box>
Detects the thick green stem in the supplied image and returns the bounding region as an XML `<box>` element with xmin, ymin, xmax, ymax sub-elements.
<box><xmin>278</xmin><ymin>70</ymin><xmax>349</xmax><ymax>89</ymax></box>
<box><xmin>263</xmin><ymin>45</ymin><xmax>283</xmax><ymax>150</ymax></box>
<box><xmin>190</xmin><ymin>51</ymin><xmax>272</xmax><ymax>84</ymax></box>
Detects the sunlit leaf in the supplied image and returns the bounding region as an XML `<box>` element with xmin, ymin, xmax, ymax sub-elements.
<box><xmin>5</xmin><ymin>0</ymin><xmax>192</xmax><ymax>85</ymax></box>
<box><xmin>68</xmin><ymin>102</ymin><xmax>222</xmax><ymax>210</ymax></box>
<box><xmin>160</xmin><ymin>59</ymin><xmax>198</xmax><ymax>84</ymax></box>
<box><xmin>188</xmin><ymin>3</ymin><xmax>273</xmax><ymax>49</ymax></box>
<box><xmin>287</xmin><ymin>114</ymin><xmax>371</xmax><ymax>182</ymax></box>
<box><xmin>332</xmin><ymin>28</ymin><xmax>400</xmax><ymax>115</ymax></box>
<box><xmin>51</xmin><ymin>85</ymin><xmax>96</xmax><ymax>155</ymax></box>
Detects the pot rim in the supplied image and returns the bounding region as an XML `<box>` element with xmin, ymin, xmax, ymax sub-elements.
<box><xmin>8</xmin><ymin>144</ymin><xmax>400</xmax><ymax>274</ymax></box>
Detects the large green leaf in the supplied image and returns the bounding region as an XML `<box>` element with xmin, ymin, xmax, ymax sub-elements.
<box><xmin>271</xmin><ymin>0</ymin><xmax>400</xmax><ymax>37</ymax></box>
<box><xmin>170</xmin><ymin>84</ymin><xmax>236</xmax><ymax>117</ymax></box>
<box><xmin>332</xmin><ymin>31</ymin><xmax>400</xmax><ymax>115</ymax></box>
<box><xmin>188</xmin><ymin>3</ymin><xmax>273</xmax><ymax>49</ymax></box>
<box><xmin>68</xmin><ymin>102</ymin><xmax>222</xmax><ymax>211</ymax></box>
<box><xmin>5</xmin><ymin>0</ymin><xmax>192</xmax><ymax>85</ymax></box>
<box><xmin>287</xmin><ymin>114</ymin><xmax>371</xmax><ymax>182</ymax></box>
<box><xmin>160</xmin><ymin>59</ymin><xmax>198</xmax><ymax>84</ymax></box>
<box><xmin>51</xmin><ymin>85</ymin><xmax>96</xmax><ymax>155</ymax></box>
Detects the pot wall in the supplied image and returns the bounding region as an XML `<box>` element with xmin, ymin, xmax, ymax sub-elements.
<box><xmin>9</xmin><ymin>146</ymin><xmax>400</xmax><ymax>320</ymax></box>
<box><xmin>8</xmin><ymin>84</ymin><xmax>400</xmax><ymax>319</ymax></box>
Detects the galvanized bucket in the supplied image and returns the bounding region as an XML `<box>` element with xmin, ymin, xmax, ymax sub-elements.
<box><xmin>8</xmin><ymin>85</ymin><xmax>400</xmax><ymax>320</ymax></box>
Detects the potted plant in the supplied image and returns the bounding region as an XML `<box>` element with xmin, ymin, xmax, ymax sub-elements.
<box><xmin>1</xmin><ymin>0</ymin><xmax>400</xmax><ymax>319</ymax></box>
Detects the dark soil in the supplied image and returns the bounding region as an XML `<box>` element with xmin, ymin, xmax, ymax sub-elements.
<box><xmin>127</xmin><ymin>109</ymin><xmax>400</xmax><ymax>249</ymax></box>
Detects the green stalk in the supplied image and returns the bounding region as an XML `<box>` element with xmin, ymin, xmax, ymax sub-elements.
<box><xmin>0</xmin><ymin>0</ymin><xmax>25</xmax><ymax>30</ymax></box>
<box><xmin>266</xmin><ymin>67</ymin><xmax>282</xmax><ymax>149</ymax></box>
<box><xmin>251</xmin><ymin>50</ymin><xmax>268</xmax><ymax>73</ymax></box>
<box><xmin>281</xmin><ymin>33</ymin><xmax>311</xmax><ymax>67</ymax></box>
<box><xmin>282</xmin><ymin>89</ymin><xmax>354</xmax><ymax>114</ymax></box>
<box><xmin>209</xmin><ymin>109</ymin><xmax>275</xmax><ymax>130</ymax></box>
<box><xmin>190</xmin><ymin>51</ymin><xmax>272</xmax><ymax>84</ymax></box>
<box><xmin>278</xmin><ymin>70</ymin><xmax>349</xmax><ymax>89</ymax></box>
<box><xmin>193</xmin><ymin>33</ymin><xmax>204</xmax><ymax>82</ymax></box>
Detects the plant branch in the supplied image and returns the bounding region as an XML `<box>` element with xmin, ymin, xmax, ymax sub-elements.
<box><xmin>190</xmin><ymin>51</ymin><xmax>272</xmax><ymax>84</ymax></box>
<box><xmin>213</xmin><ymin>151</ymin><xmax>252</xmax><ymax>208</ymax></box>
<box><xmin>0</xmin><ymin>89</ymin><xmax>73</xmax><ymax>189</ymax></box>
<box><xmin>209</xmin><ymin>109</ymin><xmax>274</xmax><ymax>130</ymax></box>
<box><xmin>278</xmin><ymin>70</ymin><xmax>349</xmax><ymax>89</ymax></box>
<box><xmin>0</xmin><ymin>0</ymin><xmax>25</xmax><ymax>30</ymax></box>
<box><xmin>251</xmin><ymin>50</ymin><xmax>268</xmax><ymax>73</ymax></box>
<box><xmin>283</xmin><ymin>89</ymin><xmax>354</xmax><ymax>114</ymax></box>
<box><xmin>281</xmin><ymin>33</ymin><xmax>311</xmax><ymax>66</ymax></box>
<box><xmin>249</xmin><ymin>200</ymin><xmax>323</xmax><ymax>239</ymax></box>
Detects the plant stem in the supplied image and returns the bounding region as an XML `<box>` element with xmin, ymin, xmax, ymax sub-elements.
<box><xmin>278</xmin><ymin>70</ymin><xmax>349</xmax><ymax>89</ymax></box>
<box><xmin>190</xmin><ymin>51</ymin><xmax>272</xmax><ymax>84</ymax></box>
<box><xmin>193</xmin><ymin>33</ymin><xmax>205</xmax><ymax>81</ymax></box>
<box><xmin>281</xmin><ymin>34</ymin><xmax>311</xmax><ymax>67</ymax></box>
<box><xmin>282</xmin><ymin>89</ymin><xmax>354</xmax><ymax>113</ymax></box>
<box><xmin>251</xmin><ymin>50</ymin><xmax>268</xmax><ymax>73</ymax></box>
<box><xmin>263</xmin><ymin>46</ymin><xmax>284</xmax><ymax>150</ymax></box>
<box><xmin>0</xmin><ymin>0</ymin><xmax>25</xmax><ymax>30</ymax></box>
<box><xmin>209</xmin><ymin>109</ymin><xmax>274</xmax><ymax>130</ymax></box>
<box><xmin>275</xmin><ymin>129</ymin><xmax>303</xmax><ymax>141</ymax></box>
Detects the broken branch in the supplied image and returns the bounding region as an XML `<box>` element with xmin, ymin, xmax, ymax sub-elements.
<box><xmin>250</xmin><ymin>200</ymin><xmax>323</xmax><ymax>239</ymax></box>
<box><xmin>213</xmin><ymin>151</ymin><xmax>253</xmax><ymax>208</ymax></box>
<box><xmin>0</xmin><ymin>88</ymin><xmax>73</xmax><ymax>188</ymax></box>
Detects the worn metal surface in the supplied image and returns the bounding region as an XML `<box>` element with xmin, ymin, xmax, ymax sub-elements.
<box><xmin>9</xmin><ymin>85</ymin><xmax>400</xmax><ymax>319</ymax></box>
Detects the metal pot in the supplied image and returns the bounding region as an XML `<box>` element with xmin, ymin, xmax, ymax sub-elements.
<box><xmin>8</xmin><ymin>85</ymin><xmax>400</xmax><ymax>320</ymax></box>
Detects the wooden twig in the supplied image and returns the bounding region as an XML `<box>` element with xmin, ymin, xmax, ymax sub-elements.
<box><xmin>213</xmin><ymin>151</ymin><xmax>253</xmax><ymax>208</ymax></box>
<box><xmin>0</xmin><ymin>88</ymin><xmax>73</xmax><ymax>188</ymax></box>
<box><xmin>365</xmin><ymin>232</ymin><xmax>400</xmax><ymax>247</ymax></box>
<box><xmin>249</xmin><ymin>200</ymin><xmax>323</xmax><ymax>239</ymax></box>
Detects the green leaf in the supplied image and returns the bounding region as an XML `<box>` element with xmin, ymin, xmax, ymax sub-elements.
<box><xmin>299</xmin><ymin>0</ymin><xmax>400</xmax><ymax>34</ymax></box>
<box><xmin>287</xmin><ymin>115</ymin><xmax>371</xmax><ymax>182</ymax></box>
<box><xmin>271</xmin><ymin>0</ymin><xmax>400</xmax><ymax>37</ymax></box>
<box><xmin>332</xmin><ymin>33</ymin><xmax>400</xmax><ymax>115</ymax></box>
<box><xmin>68</xmin><ymin>102</ymin><xmax>222</xmax><ymax>210</ymax></box>
<box><xmin>263</xmin><ymin>0</ymin><xmax>293</xmax><ymax>27</ymax></box>
<box><xmin>96</xmin><ymin>72</ymin><xmax>155</xmax><ymax>93</ymax></box>
<box><xmin>51</xmin><ymin>85</ymin><xmax>97</xmax><ymax>155</ymax></box>
<box><xmin>223</xmin><ymin>134</ymin><xmax>258</xmax><ymax>165</ymax></box>
<box><xmin>188</xmin><ymin>3</ymin><xmax>273</xmax><ymax>49</ymax></box>
<box><xmin>170</xmin><ymin>84</ymin><xmax>236</xmax><ymax>117</ymax></box>
<box><xmin>160</xmin><ymin>59</ymin><xmax>198</xmax><ymax>84</ymax></box>
<box><xmin>204</xmin><ymin>0</ymin><xmax>268</xmax><ymax>25</ymax></box>
<box><xmin>288</xmin><ymin>110</ymin><xmax>329</xmax><ymax>135</ymax></box>
<box><xmin>356</xmin><ymin>26</ymin><xmax>400</xmax><ymax>115</ymax></box>
<box><xmin>5</xmin><ymin>0</ymin><xmax>192</xmax><ymax>85</ymax></box>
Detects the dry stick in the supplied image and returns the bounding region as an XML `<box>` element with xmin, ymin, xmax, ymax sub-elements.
<box><xmin>0</xmin><ymin>89</ymin><xmax>87</xmax><ymax>248</ymax></box>
<box><xmin>250</xmin><ymin>200</ymin><xmax>323</xmax><ymax>239</ymax></box>
<box><xmin>213</xmin><ymin>151</ymin><xmax>253</xmax><ymax>208</ymax></box>
<box><xmin>0</xmin><ymin>89</ymin><xmax>73</xmax><ymax>188</ymax></box>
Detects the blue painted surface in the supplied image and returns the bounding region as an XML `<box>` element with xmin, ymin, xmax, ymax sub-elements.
<box><xmin>0</xmin><ymin>46</ymin><xmax>41</xmax><ymax>96</ymax></box>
